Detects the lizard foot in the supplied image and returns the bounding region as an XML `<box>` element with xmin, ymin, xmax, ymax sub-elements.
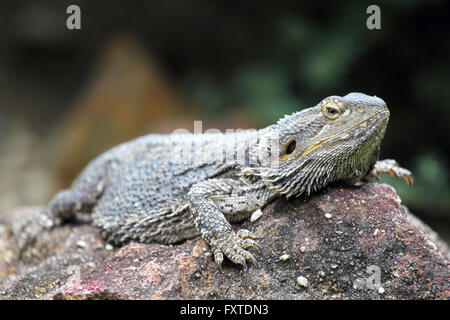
<box><xmin>211</xmin><ymin>228</ymin><xmax>260</xmax><ymax>272</ymax></box>
<box><xmin>371</xmin><ymin>159</ymin><xmax>414</xmax><ymax>185</ymax></box>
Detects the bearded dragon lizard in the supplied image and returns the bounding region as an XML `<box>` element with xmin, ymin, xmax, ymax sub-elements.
<box><xmin>18</xmin><ymin>92</ymin><xmax>413</xmax><ymax>271</ymax></box>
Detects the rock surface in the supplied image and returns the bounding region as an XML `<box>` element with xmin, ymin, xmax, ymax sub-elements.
<box><xmin>0</xmin><ymin>183</ymin><xmax>449</xmax><ymax>299</ymax></box>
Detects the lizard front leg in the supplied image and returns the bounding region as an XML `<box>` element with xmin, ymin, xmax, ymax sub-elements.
<box><xmin>371</xmin><ymin>159</ymin><xmax>414</xmax><ymax>185</ymax></box>
<box><xmin>187</xmin><ymin>178</ymin><xmax>266</xmax><ymax>272</ymax></box>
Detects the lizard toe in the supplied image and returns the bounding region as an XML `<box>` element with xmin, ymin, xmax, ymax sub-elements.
<box><xmin>391</xmin><ymin>167</ymin><xmax>414</xmax><ymax>185</ymax></box>
<box><xmin>240</xmin><ymin>238</ymin><xmax>261</xmax><ymax>253</ymax></box>
<box><xmin>236</xmin><ymin>229</ymin><xmax>258</xmax><ymax>240</ymax></box>
<box><xmin>372</xmin><ymin>159</ymin><xmax>414</xmax><ymax>186</ymax></box>
<box><xmin>236</xmin><ymin>248</ymin><xmax>258</xmax><ymax>268</ymax></box>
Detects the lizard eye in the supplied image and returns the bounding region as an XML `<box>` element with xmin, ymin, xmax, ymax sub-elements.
<box><xmin>283</xmin><ymin>140</ymin><xmax>296</xmax><ymax>155</ymax></box>
<box><xmin>322</xmin><ymin>103</ymin><xmax>341</xmax><ymax>120</ymax></box>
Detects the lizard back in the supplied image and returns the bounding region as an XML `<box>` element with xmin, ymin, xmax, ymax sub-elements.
<box><xmin>90</xmin><ymin>130</ymin><xmax>261</xmax><ymax>244</ymax></box>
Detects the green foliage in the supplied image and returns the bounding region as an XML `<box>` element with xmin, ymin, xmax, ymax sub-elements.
<box><xmin>231</xmin><ymin>64</ymin><xmax>300</xmax><ymax>124</ymax></box>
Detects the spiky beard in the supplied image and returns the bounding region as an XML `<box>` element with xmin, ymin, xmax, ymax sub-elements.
<box><xmin>259</xmin><ymin>155</ymin><xmax>338</xmax><ymax>198</ymax></box>
<box><xmin>247</xmin><ymin>142</ymin><xmax>378</xmax><ymax>199</ymax></box>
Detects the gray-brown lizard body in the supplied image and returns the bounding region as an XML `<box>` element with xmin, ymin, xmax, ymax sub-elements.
<box><xmin>28</xmin><ymin>92</ymin><xmax>413</xmax><ymax>271</ymax></box>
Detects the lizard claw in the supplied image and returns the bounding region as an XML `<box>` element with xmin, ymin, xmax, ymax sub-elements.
<box><xmin>245</xmin><ymin>252</ymin><xmax>258</xmax><ymax>268</ymax></box>
<box><xmin>370</xmin><ymin>172</ymin><xmax>381</xmax><ymax>180</ymax></box>
<box><xmin>210</xmin><ymin>228</ymin><xmax>261</xmax><ymax>271</ymax></box>
<box><xmin>372</xmin><ymin>159</ymin><xmax>414</xmax><ymax>186</ymax></box>
<box><xmin>241</xmin><ymin>238</ymin><xmax>261</xmax><ymax>253</ymax></box>
<box><xmin>238</xmin><ymin>257</ymin><xmax>248</xmax><ymax>273</ymax></box>
<box><xmin>214</xmin><ymin>251</ymin><xmax>224</xmax><ymax>272</ymax></box>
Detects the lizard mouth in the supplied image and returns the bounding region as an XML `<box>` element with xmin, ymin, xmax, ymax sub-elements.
<box><xmin>296</xmin><ymin>109</ymin><xmax>389</xmax><ymax>159</ymax></box>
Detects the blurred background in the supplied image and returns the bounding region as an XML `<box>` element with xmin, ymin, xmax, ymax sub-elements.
<box><xmin>0</xmin><ymin>0</ymin><xmax>448</xmax><ymax>243</ymax></box>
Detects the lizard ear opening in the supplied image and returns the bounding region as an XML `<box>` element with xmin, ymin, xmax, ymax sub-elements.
<box><xmin>285</xmin><ymin>140</ymin><xmax>296</xmax><ymax>154</ymax></box>
<box><xmin>280</xmin><ymin>140</ymin><xmax>297</xmax><ymax>160</ymax></box>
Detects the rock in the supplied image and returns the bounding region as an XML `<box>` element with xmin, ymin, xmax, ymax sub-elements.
<box><xmin>250</xmin><ymin>208</ymin><xmax>263</xmax><ymax>222</ymax></box>
<box><xmin>0</xmin><ymin>183</ymin><xmax>449</xmax><ymax>299</ymax></box>
<box><xmin>279</xmin><ymin>254</ymin><xmax>291</xmax><ymax>262</ymax></box>
<box><xmin>296</xmin><ymin>276</ymin><xmax>308</xmax><ymax>287</ymax></box>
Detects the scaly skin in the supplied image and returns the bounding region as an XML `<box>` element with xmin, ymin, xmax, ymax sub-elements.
<box><xmin>18</xmin><ymin>92</ymin><xmax>413</xmax><ymax>271</ymax></box>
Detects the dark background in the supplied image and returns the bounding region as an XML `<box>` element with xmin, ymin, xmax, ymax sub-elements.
<box><xmin>0</xmin><ymin>0</ymin><xmax>449</xmax><ymax>243</ymax></box>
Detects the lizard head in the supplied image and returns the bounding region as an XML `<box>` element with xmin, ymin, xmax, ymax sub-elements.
<box><xmin>251</xmin><ymin>92</ymin><xmax>390</xmax><ymax>197</ymax></box>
